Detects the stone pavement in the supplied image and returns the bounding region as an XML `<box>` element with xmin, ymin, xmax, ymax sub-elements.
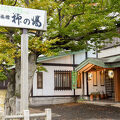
<box><xmin>79</xmin><ymin>100</ymin><xmax>120</xmax><ymax>107</ymax></box>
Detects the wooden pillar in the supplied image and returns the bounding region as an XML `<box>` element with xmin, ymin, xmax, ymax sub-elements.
<box><xmin>114</xmin><ymin>68</ymin><xmax>120</xmax><ymax>102</ymax></box>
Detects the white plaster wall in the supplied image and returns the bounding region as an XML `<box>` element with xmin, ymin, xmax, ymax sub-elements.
<box><xmin>33</xmin><ymin>65</ymin><xmax>83</xmax><ymax>96</ymax></box>
<box><xmin>43</xmin><ymin>66</ymin><xmax>54</xmax><ymax>95</ymax></box>
<box><xmin>33</xmin><ymin>50</ymin><xmax>96</xmax><ymax>97</ymax></box>
<box><xmin>42</xmin><ymin>51</ymin><xmax>86</xmax><ymax>65</ymax></box>
<box><xmin>98</xmin><ymin>46</ymin><xmax>120</xmax><ymax>58</ymax></box>
<box><xmin>88</xmin><ymin>71</ymin><xmax>105</xmax><ymax>95</ymax></box>
<box><xmin>87</xmin><ymin>49</ymin><xmax>96</xmax><ymax>58</ymax></box>
<box><xmin>75</xmin><ymin>89</ymin><xmax>82</xmax><ymax>95</ymax></box>
<box><xmin>41</xmin><ymin>50</ymin><xmax>96</xmax><ymax>65</ymax></box>
<box><xmin>42</xmin><ymin>55</ymin><xmax>72</xmax><ymax>64</ymax></box>
<box><xmin>75</xmin><ymin>52</ymin><xmax>86</xmax><ymax>64</ymax></box>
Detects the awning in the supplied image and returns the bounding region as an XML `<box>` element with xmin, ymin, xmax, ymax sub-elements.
<box><xmin>75</xmin><ymin>55</ymin><xmax>120</xmax><ymax>72</ymax></box>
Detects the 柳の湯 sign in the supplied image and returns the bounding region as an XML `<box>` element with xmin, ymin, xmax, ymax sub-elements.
<box><xmin>0</xmin><ymin>5</ymin><xmax>47</xmax><ymax>30</ymax></box>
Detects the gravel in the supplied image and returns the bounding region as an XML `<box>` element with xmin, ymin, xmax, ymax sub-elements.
<box><xmin>30</xmin><ymin>102</ymin><xmax>120</xmax><ymax>120</ymax></box>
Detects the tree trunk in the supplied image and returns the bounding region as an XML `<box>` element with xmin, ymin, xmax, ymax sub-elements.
<box><xmin>4</xmin><ymin>69</ymin><xmax>16</xmax><ymax>115</ymax></box>
<box><xmin>5</xmin><ymin>53</ymin><xmax>37</xmax><ymax>115</ymax></box>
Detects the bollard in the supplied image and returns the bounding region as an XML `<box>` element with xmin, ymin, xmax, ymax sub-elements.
<box><xmin>24</xmin><ymin>110</ymin><xmax>30</xmax><ymax>120</ymax></box>
<box><xmin>45</xmin><ymin>109</ymin><xmax>52</xmax><ymax>120</ymax></box>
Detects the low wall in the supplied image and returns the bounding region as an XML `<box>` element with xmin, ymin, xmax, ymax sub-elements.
<box><xmin>29</xmin><ymin>97</ymin><xmax>76</xmax><ymax>106</ymax></box>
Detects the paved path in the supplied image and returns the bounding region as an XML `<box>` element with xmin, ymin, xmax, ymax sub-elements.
<box><xmin>30</xmin><ymin>102</ymin><xmax>120</xmax><ymax>120</ymax></box>
<box><xmin>80</xmin><ymin>100</ymin><xmax>120</xmax><ymax>107</ymax></box>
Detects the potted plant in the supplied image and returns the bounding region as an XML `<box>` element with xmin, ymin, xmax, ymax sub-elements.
<box><xmin>104</xmin><ymin>94</ymin><xmax>108</xmax><ymax>99</ymax></box>
<box><xmin>100</xmin><ymin>91</ymin><xmax>105</xmax><ymax>99</ymax></box>
<box><xmin>90</xmin><ymin>93</ymin><xmax>94</xmax><ymax>101</ymax></box>
<box><xmin>95</xmin><ymin>92</ymin><xmax>100</xmax><ymax>100</ymax></box>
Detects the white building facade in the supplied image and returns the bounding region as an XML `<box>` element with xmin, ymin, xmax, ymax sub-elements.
<box><xmin>30</xmin><ymin>50</ymin><xmax>97</xmax><ymax>106</ymax></box>
<box><xmin>30</xmin><ymin>37</ymin><xmax>120</xmax><ymax>106</ymax></box>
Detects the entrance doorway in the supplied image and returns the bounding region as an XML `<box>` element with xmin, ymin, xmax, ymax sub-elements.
<box><xmin>105</xmin><ymin>70</ymin><xmax>115</xmax><ymax>99</ymax></box>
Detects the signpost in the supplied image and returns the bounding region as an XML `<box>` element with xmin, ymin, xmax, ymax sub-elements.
<box><xmin>0</xmin><ymin>4</ymin><xmax>47</xmax><ymax>114</ymax></box>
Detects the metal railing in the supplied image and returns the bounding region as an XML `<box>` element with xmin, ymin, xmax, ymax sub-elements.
<box><xmin>0</xmin><ymin>108</ymin><xmax>51</xmax><ymax>120</ymax></box>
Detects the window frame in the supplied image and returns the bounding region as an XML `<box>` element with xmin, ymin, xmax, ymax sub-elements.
<box><xmin>93</xmin><ymin>71</ymin><xmax>97</xmax><ymax>86</ymax></box>
<box><xmin>37</xmin><ymin>72</ymin><xmax>43</xmax><ymax>89</ymax></box>
<box><xmin>54</xmin><ymin>70</ymin><xmax>72</xmax><ymax>90</ymax></box>
<box><xmin>77</xmin><ymin>73</ymin><xmax>81</xmax><ymax>88</ymax></box>
<box><xmin>100</xmin><ymin>71</ymin><xmax>105</xmax><ymax>86</ymax></box>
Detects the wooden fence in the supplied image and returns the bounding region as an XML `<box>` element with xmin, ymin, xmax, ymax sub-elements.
<box><xmin>0</xmin><ymin>108</ymin><xmax>51</xmax><ymax>120</ymax></box>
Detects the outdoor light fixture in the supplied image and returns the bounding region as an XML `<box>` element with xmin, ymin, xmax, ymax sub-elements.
<box><xmin>88</xmin><ymin>72</ymin><xmax>93</xmax><ymax>80</ymax></box>
<box><xmin>108</xmin><ymin>70</ymin><xmax>114</xmax><ymax>79</ymax></box>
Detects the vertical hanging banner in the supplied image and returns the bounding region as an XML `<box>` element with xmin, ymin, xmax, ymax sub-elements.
<box><xmin>0</xmin><ymin>5</ymin><xmax>47</xmax><ymax>30</ymax></box>
<box><xmin>72</xmin><ymin>71</ymin><xmax>77</xmax><ymax>89</ymax></box>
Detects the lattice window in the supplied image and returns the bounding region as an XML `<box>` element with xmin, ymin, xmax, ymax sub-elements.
<box><xmin>54</xmin><ymin>70</ymin><xmax>72</xmax><ymax>90</ymax></box>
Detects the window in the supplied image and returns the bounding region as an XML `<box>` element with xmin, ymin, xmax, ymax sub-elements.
<box><xmin>93</xmin><ymin>71</ymin><xmax>97</xmax><ymax>86</ymax></box>
<box><xmin>37</xmin><ymin>72</ymin><xmax>43</xmax><ymax>89</ymax></box>
<box><xmin>54</xmin><ymin>70</ymin><xmax>72</xmax><ymax>90</ymax></box>
<box><xmin>100</xmin><ymin>71</ymin><xmax>104</xmax><ymax>86</ymax></box>
<box><xmin>77</xmin><ymin>73</ymin><xmax>81</xmax><ymax>88</ymax></box>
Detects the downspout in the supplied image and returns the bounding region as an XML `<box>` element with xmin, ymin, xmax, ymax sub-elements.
<box><xmin>96</xmin><ymin>48</ymin><xmax>98</xmax><ymax>58</ymax></box>
<box><xmin>73</xmin><ymin>54</ymin><xmax>76</xmax><ymax>96</ymax></box>
<box><xmin>82</xmin><ymin>72</ymin><xmax>84</xmax><ymax>96</ymax></box>
<box><xmin>85</xmin><ymin>51</ymin><xmax>89</xmax><ymax>96</ymax></box>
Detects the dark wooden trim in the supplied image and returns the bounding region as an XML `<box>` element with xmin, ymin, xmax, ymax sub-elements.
<box><xmin>82</xmin><ymin>72</ymin><xmax>84</xmax><ymax>95</ymax></box>
<box><xmin>30</xmin><ymin>95</ymin><xmax>80</xmax><ymax>97</ymax></box>
<box><xmin>85</xmin><ymin>51</ymin><xmax>88</xmax><ymax>59</ymax></box>
<box><xmin>54</xmin><ymin>70</ymin><xmax>72</xmax><ymax>90</ymax></box>
<box><xmin>30</xmin><ymin>86</ymin><xmax>33</xmax><ymax>97</ymax></box>
<box><xmin>37</xmin><ymin>72</ymin><xmax>43</xmax><ymax>89</ymax></box>
<box><xmin>54</xmin><ymin>88</ymin><xmax>72</xmax><ymax>90</ymax></box>
<box><xmin>100</xmin><ymin>71</ymin><xmax>105</xmax><ymax>86</ymax></box>
<box><xmin>42</xmin><ymin>63</ymin><xmax>79</xmax><ymax>67</ymax></box>
<box><xmin>73</xmin><ymin>54</ymin><xmax>76</xmax><ymax>96</ymax></box>
<box><xmin>96</xmin><ymin>48</ymin><xmax>98</xmax><ymax>58</ymax></box>
<box><xmin>86</xmin><ymin>72</ymin><xmax>89</xmax><ymax>96</ymax></box>
<box><xmin>77</xmin><ymin>73</ymin><xmax>82</xmax><ymax>88</ymax></box>
<box><xmin>93</xmin><ymin>71</ymin><xmax>98</xmax><ymax>86</ymax></box>
<box><xmin>73</xmin><ymin>54</ymin><xmax>75</xmax><ymax>70</ymax></box>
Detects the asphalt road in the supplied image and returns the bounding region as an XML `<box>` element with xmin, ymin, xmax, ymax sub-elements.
<box><xmin>30</xmin><ymin>102</ymin><xmax>120</xmax><ymax>120</ymax></box>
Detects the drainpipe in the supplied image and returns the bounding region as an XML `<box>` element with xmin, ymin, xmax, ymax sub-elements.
<box><xmin>73</xmin><ymin>54</ymin><xmax>76</xmax><ymax>97</ymax></box>
<box><xmin>85</xmin><ymin>51</ymin><xmax>89</xmax><ymax>96</ymax></box>
<box><xmin>85</xmin><ymin>51</ymin><xmax>87</xmax><ymax>60</ymax></box>
<box><xmin>96</xmin><ymin>48</ymin><xmax>98</xmax><ymax>58</ymax></box>
<box><xmin>82</xmin><ymin>72</ymin><xmax>84</xmax><ymax>96</ymax></box>
<box><xmin>86</xmin><ymin>72</ymin><xmax>89</xmax><ymax>96</ymax></box>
